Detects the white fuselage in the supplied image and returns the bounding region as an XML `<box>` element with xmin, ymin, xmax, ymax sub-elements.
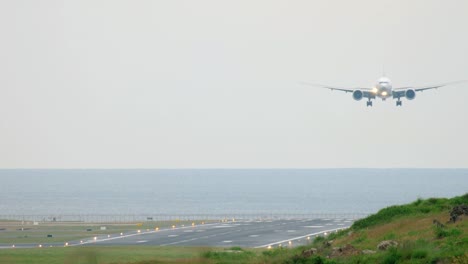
<box><xmin>374</xmin><ymin>77</ymin><xmax>393</xmax><ymax>99</ymax></box>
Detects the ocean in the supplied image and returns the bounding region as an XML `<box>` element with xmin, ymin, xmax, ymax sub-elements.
<box><xmin>0</xmin><ymin>169</ymin><xmax>466</xmax><ymax>219</ymax></box>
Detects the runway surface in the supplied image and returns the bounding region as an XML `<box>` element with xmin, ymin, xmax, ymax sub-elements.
<box><xmin>1</xmin><ymin>218</ymin><xmax>353</xmax><ymax>249</ymax></box>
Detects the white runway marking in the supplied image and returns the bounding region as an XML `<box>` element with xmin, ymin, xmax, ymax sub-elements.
<box><xmin>223</xmin><ymin>240</ymin><xmax>232</xmax><ymax>243</ymax></box>
<box><xmin>160</xmin><ymin>237</ymin><xmax>199</xmax><ymax>246</ymax></box>
<box><xmin>67</xmin><ymin>222</ymin><xmax>220</xmax><ymax>247</ymax></box>
<box><xmin>248</xmin><ymin>235</ymin><xmax>259</xmax><ymax>237</ymax></box>
<box><xmin>287</xmin><ymin>230</ymin><xmax>296</xmax><ymax>233</ymax></box>
<box><xmin>304</xmin><ymin>226</ymin><xmax>324</xmax><ymax>228</ymax></box>
<box><xmin>168</xmin><ymin>235</ymin><xmax>178</xmax><ymax>237</ymax></box>
<box><xmin>254</xmin><ymin>227</ymin><xmax>349</xmax><ymax>249</ymax></box>
<box><xmin>160</xmin><ymin>231</ymin><xmax>233</xmax><ymax>246</ymax></box>
<box><xmin>136</xmin><ymin>240</ymin><xmax>147</xmax><ymax>243</ymax></box>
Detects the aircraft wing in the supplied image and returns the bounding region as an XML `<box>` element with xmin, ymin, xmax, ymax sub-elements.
<box><xmin>393</xmin><ymin>81</ymin><xmax>466</xmax><ymax>92</ymax></box>
<box><xmin>300</xmin><ymin>82</ymin><xmax>372</xmax><ymax>93</ymax></box>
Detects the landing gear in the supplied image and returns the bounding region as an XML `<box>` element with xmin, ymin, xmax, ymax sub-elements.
<box><xmin>366</xmin><ymin>100</ymin><xmax>373</xmax><ymax>107</ymax></box>
<box><xmin>396</xmin><ymin>100</ymin><xmax>402</xmax><ymax>106</ymax></box>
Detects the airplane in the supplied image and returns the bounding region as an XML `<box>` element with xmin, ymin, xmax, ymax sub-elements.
<box><xmin>301</xmin><ymin>77</ymin><xmax>464</xmax><ymax>107</ymax></box>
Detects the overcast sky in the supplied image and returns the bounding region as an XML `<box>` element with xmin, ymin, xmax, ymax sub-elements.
<box><xmin>1</xmin><ymin>0</ymin><xmax>467</xmax><ymax>168</ymax></box>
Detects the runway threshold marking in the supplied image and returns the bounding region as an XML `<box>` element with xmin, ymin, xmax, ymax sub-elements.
<box><xmin>254</xmin><ymin>227</ymin><xmax>349</xmax><ymax>249</ymax></box>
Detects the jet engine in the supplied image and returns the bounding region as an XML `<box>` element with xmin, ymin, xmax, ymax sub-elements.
<box><xmin>405</xmin><ymin>89</ymin><xmax>416</xmax><ymax>100</ymax></box>
<box><xmin>352</xmin><ymin>90</ymin><xmax>363</xmax><ymax>101</ymax></box>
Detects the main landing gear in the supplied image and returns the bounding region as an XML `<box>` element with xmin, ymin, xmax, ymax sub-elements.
<box><xmin>396</xmin><ymin>100</ymin><xmax>402</xmax><ymax>106</ymax></box>
<box><xmin>366</xmin><ymin>100</ymin><xmax>373</xmax><ymax>107</ymax></box>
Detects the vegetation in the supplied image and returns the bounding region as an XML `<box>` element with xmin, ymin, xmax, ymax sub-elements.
<box><xmin>300</xmin><ymin>193</ymin><xmax>468</xmax><ymax>264</ymax></box>
<box><xmin>352</xmin><ymin>193</ymin><xmax>467</xmax><ymax>230</ymax></box>
<box><xmin>0</xmin><ymin>194</ymin><xmax>466</xmax><ymax>264</ymax></box>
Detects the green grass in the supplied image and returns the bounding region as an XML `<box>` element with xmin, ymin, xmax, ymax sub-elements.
<box><xmin>351</xmin><ymin>193</ymin><xmax>468</xmax><ymax>230</ymax></box>
<box><xmin>0</xmin><ymin>246</ymin><xmax>207</xmax><ymax>264</ymax></box>
<box><xmin>202</xmin><ymin>247</ymin><xmax>256</xmax><ymax>264</ymax></box>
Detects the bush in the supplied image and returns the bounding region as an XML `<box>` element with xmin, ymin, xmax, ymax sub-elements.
<box><xmin>313</xmin><ymin>236</ymin><xmax>325</xmax><ymax>244</ymax></box>
<box><xmin>383</xmin><ymin>248</ymin><xmax>402</xmax><ymax>264</ymax></box>
<box><xmin>411</xmin><ymin>249</ymin><xmax>428</xmax><ymax>259</ymax></box>
<box><xmin>435</xmin><ymin>227</ymin><xmax>462</xmax><ymax>239</ymax></box>
<box><xmin>449</xmin><ymin>193</ymin><xmax>468</xmax><ymax>206</ymax></box>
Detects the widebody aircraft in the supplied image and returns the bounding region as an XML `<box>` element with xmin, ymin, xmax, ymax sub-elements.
<box><xmin>302</xmin><ymin>77</ymin><xmax>463</xmax><ymax>107</ymax></box>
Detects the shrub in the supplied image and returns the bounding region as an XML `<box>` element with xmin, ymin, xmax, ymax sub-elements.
<box><xmin>449</xmin><ymin>193</ymin><xmax>468</xmax><ymax>206</ymax></box>
<box><xmin>313</xmin><ymin>236</ymin><xmax>325</xmax><ymax>244</ymax></box>
<box><xmin>411</xmin><ymin>249</ymin><xmax>428</xmax><ymax>259</ymax></box>
<box><xmin>435</xmin><ymin>227</ymin><xmax>462</xmax><ymax>239</ymax></box>
<box><xmin>412</xmin><ymin>198</ymin><xmax>423</xmax><ymax>206</ymax></box>
<box><xmin>383</xmin><ymin>248</ymin><xmax>402</xmax><ymax>264</ymax></box>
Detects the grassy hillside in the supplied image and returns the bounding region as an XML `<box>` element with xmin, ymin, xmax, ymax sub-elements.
<box><xmin>272</xmin><ymin>193</ymin><xmax>468</xmax><ymax>264</ymax></box>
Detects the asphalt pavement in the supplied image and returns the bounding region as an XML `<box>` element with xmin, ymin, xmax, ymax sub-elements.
<box><xmin>0</xmin><ymin>218</ymin><xmax>353</xmax><ymax>249</ymax></box>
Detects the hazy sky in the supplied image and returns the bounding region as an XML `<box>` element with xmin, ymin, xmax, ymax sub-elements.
<box><xmin>1</xmin><ymin>0</ymin><xmax>468</xmax><ymax>168</ymax></box>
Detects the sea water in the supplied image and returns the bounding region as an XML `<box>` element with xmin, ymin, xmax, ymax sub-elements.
<box><xmin>0</xmin><ymin>169</ymin><xmax>466</xmax><ymax>217</ymax></box>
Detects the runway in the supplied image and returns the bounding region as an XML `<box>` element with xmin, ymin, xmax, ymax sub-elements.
<box><xmin>1</xmin><ymin>218</ymin><xmax>353</xmax><ymax>249</ymax></box>
<box><xmin>79</xmin><ymin>218</ymin><xmax>351</xmax><ymax>248</ymax></box>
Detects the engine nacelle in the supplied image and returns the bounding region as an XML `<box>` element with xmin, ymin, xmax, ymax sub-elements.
<box><xmin>352</xmin><ymin>90</ymin><xmax>363</xmax><ymax>101</ymax></box>
<box><xmin>405</xmin><ymin>89</ymin><xmax>416</xmax><ymax>100</ymax></box>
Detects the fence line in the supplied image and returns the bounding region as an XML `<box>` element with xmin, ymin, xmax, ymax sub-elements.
<box><xmin>0</xmin><ymin>213</ymin><xmax>370</xmax><ymax>223</ymax></box>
